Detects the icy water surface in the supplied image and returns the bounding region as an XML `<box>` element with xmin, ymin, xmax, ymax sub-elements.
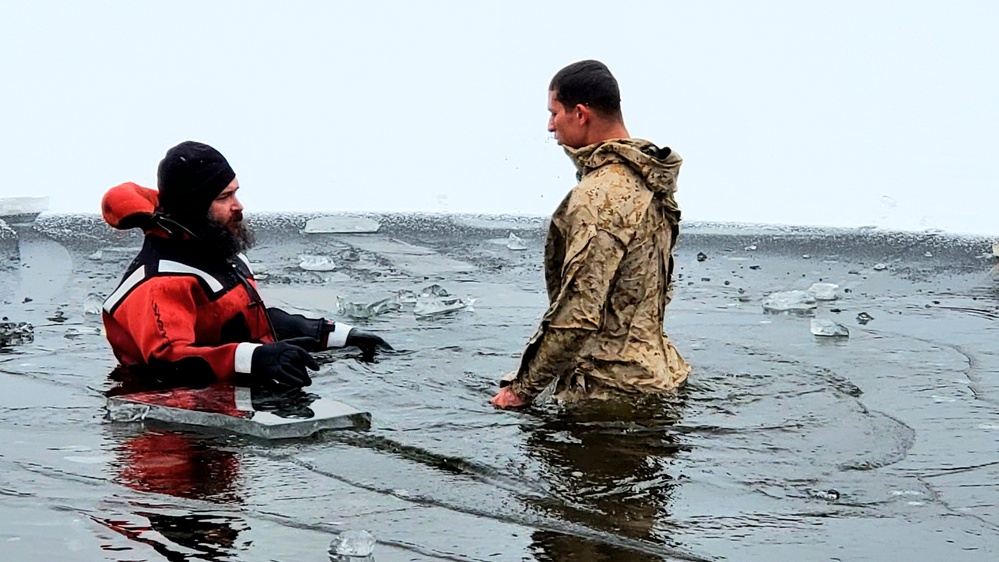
<box><xmin>1</xmin><ymin>213</ymin><xmax>998</xmax><ymax>561</ymax></box>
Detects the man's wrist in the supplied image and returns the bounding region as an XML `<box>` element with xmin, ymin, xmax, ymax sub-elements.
<box><xmin>235</xmin><ymin>342</ymin><xmax>262</xmax><ymax>374</ymax></box>
<box><xmin>506</xmin><ymin>381</ymin><xmax>533</xmax><ymax>403</ymax></box>
<box><xmin>323</xmin><ymin>321</ymin><xmax>354</xmax><ymax>348</ymax></box>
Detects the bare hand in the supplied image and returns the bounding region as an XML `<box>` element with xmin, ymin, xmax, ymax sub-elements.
<box><xmin>490</xmin><ymin>386</ymin><xmax>528</xmax><ymax>409</ymax></box>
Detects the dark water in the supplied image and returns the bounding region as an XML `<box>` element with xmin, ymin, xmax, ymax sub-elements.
<box><xmin>1</xmin><ymin>213</ymin><xmax>998</xmax><ymax>561</ymax></box>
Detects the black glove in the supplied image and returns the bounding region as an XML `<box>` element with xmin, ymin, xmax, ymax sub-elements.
<box><xmin>267</xmin><ymin>308</ymin><xmax>325</xmax><ymax>351</ymax></box>
<box><xmin>344</xmin><ymin>328</ymin><xmax>393</xmax><ymax>362</ymax></box>
<box><xmin>321</xmin><ymin>321</ymin><xmax>392</xmax><ymax>362</ymax></box>
<box><xmin>250</xmin><ymin>337</ymin><xmax>319</xmax><ymax>387</ymax></box>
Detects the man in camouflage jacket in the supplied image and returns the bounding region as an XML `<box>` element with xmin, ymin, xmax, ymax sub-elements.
<box><xmin>492</xmin><ymin>60</ymin><xmax>690</xmax><ymax>408</ymax></box>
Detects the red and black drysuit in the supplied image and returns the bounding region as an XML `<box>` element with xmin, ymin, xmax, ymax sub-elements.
<box><xmin>101</xmin><ymin>182</ymin><xmax>352</xmax><ymax>386</ymax></box>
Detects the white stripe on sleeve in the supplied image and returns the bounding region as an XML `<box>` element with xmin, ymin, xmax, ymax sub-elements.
<box><xmin>234</xmin><ymin>342</ymin><xmax>261</xmax><ymax>374</ymax></box>
<box><xmin>325</xmin><ymin>322</ymin><xmax>353</xmax><ymax>348</ymax></box>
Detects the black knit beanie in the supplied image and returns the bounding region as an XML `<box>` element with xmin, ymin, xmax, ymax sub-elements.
<box><xmin>156</xmin><ymin>141</ymin><xmax>236</xmax><ymax>224</ymax></box>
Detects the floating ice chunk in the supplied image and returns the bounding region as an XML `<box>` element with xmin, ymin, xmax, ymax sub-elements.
<box><xmin>396</xmin><ymin>289</ymin><xmax>418</xmax><ymax>304</ymax></box>
<box><xmin>761</xmin><ymin>290</ymin><xmax>816</xmax><ymax>314</ymax></box>
<box><xmin>810</xmin><ymin>319</ymin><xmax>849</xmax><ymax>337</ymax></box>
<box><xmin>993</xmin><ymin>242</ymin><xmax>999</xmax><ymax>258</ymax></box>
<box><xmin>336</xmin><ymin>296</ymin><xmax>401</xmax><ymax>319</ymax></box>
<box><xmin>329</xmin><ymin>529</ymin><xmax>375</xmax><ymax>559</ymax></box>
<box><xmin>809</xmin><ymin>489</ymin><xmax>841</xmax><ymax>501</ymax></box>
<box><xmin>302</xmin><ymin>216</ymin><xmax>380</xmax><ymax>234</ymax></box>
<box><xmin>414</xmin><ymin>295</ymin><xmax>475</xmax><ymax>317</ymax></box>
<box><xmin>872</xmin><ymin>263</ymin><xmax>888</xmax><ymax>271</ymax></box>
<box><xmin>83</xmin><ymin>293</ymin><xmax>104</xmax><ymax>315</ymax></box>
<box><xmin>506</xmin><ymin>232</ymin><xmax>527</xmax><ymax>251</ymax></box>
<box><xmin>106</xmin><ymin>385</ymin><xmax>371</xmax><ymax>439</ymax></box>
<box><xmin>807</xmin><ymin>282</ymin><xmax>839</xmax><ymax>301</ymax></box>
<box><xmin>64</xmin><ymin>327</ymin><xmax>102</xmax><ymax>339</ymax></box>
<box><xmin>395</xmin><ymin>284</ymin><xmax>478</xmax><ymax>317</ymax></box>
<box><xmin>106</xmin><ymin>400</ymin><xmax>149</xmax><ymax>422</ymax></box>
<box><xmin>88</xmin><ymin>250</ymin><xmax>103</xmax><ymax>260</ymax></box>
<box><xmin>299</xmin><ymin>255</ymin><xmax>336</xmax><ymax>271</ymax></box>
<box><xmin>420</xmin><ymin>284</ymin><xmax>450</xmax><ymax>298</ymax></box>
<box><xmin>744</xmin><ymin>244</ymin><xmax>757</xmax><ymax>251</ymax></box>
<box><xmin>0</xmin><ymin>321</ymin><xmax>34</xmax><ymax>347</ymax></box>
<box><xmin>336</xmin><ymin>248</ymin><xmax>360</xmax><ymax>262</ymax></box>
<box><xmin>247</xmin><ymin>261</ymin><xmax>269</xmax><ymax>280</ymax></box>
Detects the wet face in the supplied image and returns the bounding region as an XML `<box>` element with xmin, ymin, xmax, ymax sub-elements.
<box><xmin>547</xmin><ymin>90</ymin><xmax>586</xmax><ymax>148</ymax></box>
<box><xmin>208</xmin><ymin>178</ymin><xmax>244</xmax><ymax>235</ymax></box>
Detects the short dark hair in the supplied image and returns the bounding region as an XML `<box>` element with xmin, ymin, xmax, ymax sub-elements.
<box><xmin>549</xmin><ymin>60</ymin><xmax>622</xmax><ymax>119</ymax></box>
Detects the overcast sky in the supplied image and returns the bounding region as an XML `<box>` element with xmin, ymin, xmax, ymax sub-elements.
<box><xmin>1</xmin><ymin>1</ymin><xmax>996</xmax><ymax>235</ymax></box>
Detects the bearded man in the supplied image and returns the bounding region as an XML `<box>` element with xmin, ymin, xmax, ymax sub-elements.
<box><xmin>101</xmin><ymin>141</ymin><xmax>389</xmax><ymax>389</ymax></box>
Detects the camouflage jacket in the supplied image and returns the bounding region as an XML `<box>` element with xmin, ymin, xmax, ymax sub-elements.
<box><xmin>506</xmin><ymin>138</ymin><xmax>691</xmax><ymax>401</ymax></box>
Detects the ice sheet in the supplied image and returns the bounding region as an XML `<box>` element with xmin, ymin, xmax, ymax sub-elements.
<box><xmin>107</xmin><ymin>385</ymin><xmax>371</xmax><ymax>439</ymax></box>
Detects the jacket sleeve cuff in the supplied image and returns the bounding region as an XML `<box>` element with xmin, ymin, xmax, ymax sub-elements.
<box><xmin>324</xmin><ymin>322</ymin><xmax>353</xmax><ymax>348</ymax></box>
<box><xmin>234</xmin><ymin>342</ymin><xmax>262</xmax><ymax>374</ymax></box>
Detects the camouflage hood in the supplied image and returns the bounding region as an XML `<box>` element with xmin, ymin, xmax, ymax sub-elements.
<box><xmin>565</xmin><ymin>138</ymin><xmax>682</xmax><ymax>220</ymax></box>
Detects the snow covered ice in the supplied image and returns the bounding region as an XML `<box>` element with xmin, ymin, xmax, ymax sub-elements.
<box><xmin>302</xmin><ymin>216</ymin><xmax>380</xmax><ymax>234</ymax></box>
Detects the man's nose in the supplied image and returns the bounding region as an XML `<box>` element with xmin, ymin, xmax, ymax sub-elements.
<box><xmin>547</xmin><ymin>118</ymin><xmax>555</xmax><ymax>132</ymax></box>
<box><xmin>232</xmin><ymin>196</ymin><xmax>244</xmax><ymax>212</ymax></box>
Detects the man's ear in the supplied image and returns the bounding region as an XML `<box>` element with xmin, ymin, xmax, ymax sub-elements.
<box><xmin>575</xmin><ymin>104</ymin><xmax>592</xmax><ymax>125</ymax></box>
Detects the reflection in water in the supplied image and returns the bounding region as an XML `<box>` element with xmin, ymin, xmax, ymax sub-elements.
<box><xmin>101</xmin><ymin>427</ymin><xmax>248</xmax><ymax>561</ymax></box>
<box><xmin>524</xmin><ymin>394</ymin><xmax>688</xmax><ymax>561</ymax></box>
<box><xmin>100</xmin><ymin>370</ymin><xmax>329</xmax><ymax>559</ymax></box>
<box><xmin>97</xmin><ymin>509</ymin><xmax>246</xmax><ymax>562</ymax></box>
<box><xmin>250</xmin><ymin>385</ymin><xmax>320</xmax><ymax>420</ymax></box>
<box><xmin>116</xmin><ymin>429</ymin><xmax>241</xmax><ymax>502</ymax></box>
<box><xmin>102</xmin><ymin>368</ymin><xmax>251</xmax><ymax>561</ymax></box>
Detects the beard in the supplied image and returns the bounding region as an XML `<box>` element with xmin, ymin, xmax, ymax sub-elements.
<box><xmin>199</xmin><ymin>212</ymin><xmax>255</xmax><ymax>261</ymax></box>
